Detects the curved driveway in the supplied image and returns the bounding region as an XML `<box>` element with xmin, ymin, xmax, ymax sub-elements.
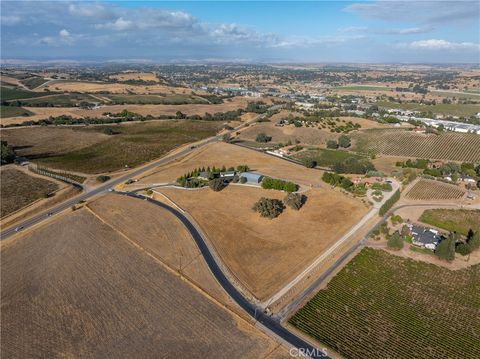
<box><xmin>116</xmin><ymin>191</ymin><xmax>328</xmax><ymax>358</ymax></box>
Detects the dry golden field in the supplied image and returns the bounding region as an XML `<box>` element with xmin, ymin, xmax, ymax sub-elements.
<box><xmin>41</xmin><ymin>80</ymin><xmax>194</xmax><ymax>94</ymax></box>
<box><xmin>159</xmin><ymin>185</ymin><xmax>367</xmax><ymax>300</ymax></box>
<box><xmin>1</xmin><ymin>96</ymin><xmax>253</xmax><ymax>126</ymax></box>
<box><xmin>1</xmin><ymin>208</ymin><xmax>279</xmax><ymax>358</ymax></box>
<box><xmin>108</xmin><ymin>72</ymin><xmax>159</xmax><ymax>82</ymax></box>
<box><xmin>138</xmin><ymin>141</ymin><xmax>326</xmax><ymax>187</ymax></box>
<box><xmin>86</xmin><ymin>194</ymin><xmax>234</xmax><ymax>305</ymax></box>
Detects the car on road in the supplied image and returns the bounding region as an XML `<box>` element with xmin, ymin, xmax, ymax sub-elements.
<box><xmin>14</xmin><ymin>226</ymin><xmax>24</xmax><ymax>232</ymax></box>
<box><xmin>46</xmin><ymin>212</ymin><xmax>53</xmax><ymax>217</ymax></box>
<box><xmin>190</xmin><ymin>145</ymin><xmax>196</xmax><ymax>149</ymax></box>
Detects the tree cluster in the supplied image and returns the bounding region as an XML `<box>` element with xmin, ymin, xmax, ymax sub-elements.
<box><xmin>261</xmin><ymin>177</ymin><xmax>298</xmax><ymax>192</ymax></box>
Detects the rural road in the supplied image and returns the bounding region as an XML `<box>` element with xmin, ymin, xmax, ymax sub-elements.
<box><xmin>0</xmin><ymin>105</ymin><xmax>282</xmax><ymax>240</ymax></box>
<box><xmin>275</xmin><ymin>201</ymin><xmax>472</xmax><ymax>319</ymax></box>
<box><xmin>116</xmin><ymin>191</ymin><xmax>328</xmax><ymax>358</ymax></box>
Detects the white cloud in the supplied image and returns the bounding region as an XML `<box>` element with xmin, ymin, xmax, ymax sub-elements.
<box><xmin>339</xmin><ymin>26</ymin><xmax>433</xmax><ymax>35</ymax></box>
<box><xmin>68</xmin><ymin>3</ymin><xmax>114</xmax><ymax>19</ymax></box>
<box><xmin>96</xmin><ymin>17</ymin><xmax>134</xmax><ymax>31</ymax></box>
<box><xmin>344</xmin><ymin>1</ymin><xmax>479</xmax><ymax>24</ymax></box>
<box><xmin>400</xmin><ymin>39</ymin><xmax>480</xmax><ymax>51</ymax></box>
<box><xmin>1</xmin><ymin>15</ymin><xmax>22</xmax><ymax>26</ymax></box>
<box><xmin>39</xmin><ymin>29</ymin><xmax>75</xmax><ymax>46</ymax></box>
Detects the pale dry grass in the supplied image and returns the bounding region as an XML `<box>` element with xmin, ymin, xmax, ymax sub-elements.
<box><xmin>1</xmin><ymin>208</ymin><xmax>277</xmax><ymax>358</ymax></box>
<box><xmin>159</xmin><ymin>185</ymin><xmax>367</xmax><ymax>300</ymax></box>
<box><xmin>138</xmin><ymin>141</ymin><xmax>326</xmax><ymax>187</ymax></box>
<box><xmin>1</xmin><ymin>96</ymin><xmax>253</xmax><ymax>126</ymax></box>
<box><xmin>108</xmin><ymin>72</ymin><xmax>159</xmax><ymax>82</ymax></box>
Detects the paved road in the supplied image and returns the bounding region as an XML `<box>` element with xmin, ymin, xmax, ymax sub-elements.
<box><xmin>116</xmin><ymin>191</ymin><xmax>328</xmax><ymax>358</ymax></box>
<box><xmin>0</xmin><ymin>106</ymin><xmax>279</xmax><ymax>240</ymax></box>
<box><xmin>276</xmin><ymin>201</ymin><xmax>464</xmax><ymax>319</ymax></box>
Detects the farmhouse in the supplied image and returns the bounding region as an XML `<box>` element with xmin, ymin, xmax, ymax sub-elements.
<box><xmin>239</xmin><ymin>172</ymin><xmax>264</xmax><ymax>184</ymax></box>
<box><xmin>410</xmin><ymin>224</ymin><xmax>443</xmax><ymax>250</ymax></box>
<box><xmin>220</xmin><ymin>171</ymin><xmax>236</xmax><ymax>179</ymax></box>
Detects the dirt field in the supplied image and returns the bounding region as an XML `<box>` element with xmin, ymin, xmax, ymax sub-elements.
<box><xmin>86</xmin><ymin>194</ymin><xmax>235</xmax><ymax>306</ymax></box>
<box><xmin>159</xmin><ymin>185</ymin><xmax>367</xmax><ymax>300</ymax></box>
<box><xmin>41</xmin><ymin>80</ymin><xmax>194</xmax><ymax>95</ymax></box>
<box><xmin>138</xmin><ymin>142</ymin><xmax>327</xmax><ymax>187</ymax></box>
<box><xmin>0</xmin><ymin>167</ymin><xmax>59</xmax><ymax>217</ymax></box>
<box><xmin>108</xmin><ymin>72</ymin><xmax>159</xmax><ymax>82</ymax></box>
<box><xmin>1</xmin><ymin>96</ymin><xmax>253</xmax><ymax>126</ymax></box>
<box><xmin>1</xmin><ymin>208</ymin><xmax>279</xmax><ymax>358</ymax></box>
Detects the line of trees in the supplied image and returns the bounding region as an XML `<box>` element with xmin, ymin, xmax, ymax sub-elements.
<box><xmin>261</xmin><ymin>177</ymin><xmax>298</xmax><ymax>192</ymax></box>
<box><xmin>379</xmin><ymin>189</ymin><xmax>400</xmax><ymax>216</ymax></box>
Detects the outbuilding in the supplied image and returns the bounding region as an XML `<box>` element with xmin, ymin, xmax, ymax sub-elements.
<box><xmin>239</xmin><ymin>172</ymin><xmax>264</xmax><ymax>184</ymax></box>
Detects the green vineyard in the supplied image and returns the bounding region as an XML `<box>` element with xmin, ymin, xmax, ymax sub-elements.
<box><xmin>289</xmin><ymin>248</ymin><xmax>480</xmax><ymax>358</ymax></box>
<box><xmin>406</xmin><ymin>179</ymin><xmax>465</xmax><ymax>200</ymax></box>
<box><xmin>352</xmin><ymin>129</ymin><xmax>480</xmax><ymax>162</ymax></box>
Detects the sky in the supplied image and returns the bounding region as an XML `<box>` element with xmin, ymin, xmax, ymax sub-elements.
<box><xmin>1</xmin><ymin>0</ymin><xmax>479</xmax><ymax>63</ymax></box>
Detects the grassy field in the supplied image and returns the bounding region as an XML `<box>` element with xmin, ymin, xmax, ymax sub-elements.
<box><xmin>0</xmin><ymin>168</ymin><xmax>58</xmax><ymax>217</ymax></box>
<box><xmin>14</xmin><ymin>93</ymin><xmax>103</xmax><ymax>107</ymax></box>
<box><xmin>289</xmin><ymin>248</ymin><xmax>480</xmax><ymax>358</ymax></box>
<box><xmin>29</xmin><ymin>120</ymin><xmax>222</xmax><ymax>173</ymax></box>
<box><xmin>406</xmin><ymin>179</ymin><xmax>465</xmax><ymax>201</ymax></box>
<box><xmin>377</xmin><ymin>100</ymin><xmax>480</xmax><ymax>117</ymax></box>
<box><xmin>0</xmin><ymin>86</ymin><xmax>53</xmax><ymax>101</ymax></box>
<box><xmin>1</xmin><ymin>208</ymin><xmax>276</xmax><ymax>358</ymax></box>
<box><xmin>21</xmin><ymin>77</ymin><xmax>49</xmax><ymax>89</ymax></box>
<box><xmin>419</xmin><ymin>209</ymin><xmax>480</xmax><ymax>235</ymax></box>
<box><xmin>0</xmin><ymin>106</ymin><xmax>33</xmax><ymax>118</ymax></box>
<box><xmin>352</xmin><ymin>129</ymin><xmax>480</xmax><ymax>162</ymax></box>
<box><xmin>291</xmin><ymin>148</ymin><xmax>365</xmax><ymax>167</ymax></box>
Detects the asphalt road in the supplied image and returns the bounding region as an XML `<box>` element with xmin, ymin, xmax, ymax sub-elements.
<box><xmin>0</xmin><ymin>137</ymin><xmax>214</xmax><ymax>240</ymax></box>
<box><xmin>117</xmin><ymin>191</ymin><xmax>328</xmax><ymax>358</ymax></box>
<box><xmin>0</xmin><ymin>106</ymin><xmax>281</xmax><ymax>240</ymax></box>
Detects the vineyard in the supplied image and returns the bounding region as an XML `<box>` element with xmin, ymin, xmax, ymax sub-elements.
<box><xmin>289</xmin><ymin>248</ymin><xmax>480</xmax><ymax>359</ymax></box>
<box><xmin>352</xmin><ymin>129</ymin><xmax>480</xmax><ymax>162</ymax></box>
<box><xmin>406</xmin><ymin>179</ymin><xmax>465</xmax><ymax>200</ymax></box>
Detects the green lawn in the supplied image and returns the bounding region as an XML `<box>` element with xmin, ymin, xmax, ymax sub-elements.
<box><xmin>377</xmin><ymin>100</ymin><xmax>480</xmax><ymax>117</ymax></box>
<box><xmin>291</xmin><ymin>148</ymin><xmax>365</xmax><ymax>167</ymax></box>
<box><xmin>419</xmin><ymin>208</ymin><xmax>480</xmax><ymax>235</ymax></box>
<box><xmin>1</xmin><ymin>106</ymin><xmax>33</xmax><ymax>118</ymax></box>
<box><xmin>36</xmin><ymin>120</ymin><xmax>223</xmax><ymax>173</ymax></box>
<box><xmin>289</xmin><ymin>247</ymin><xmax>480</xmax><ymax>358</ymax></box>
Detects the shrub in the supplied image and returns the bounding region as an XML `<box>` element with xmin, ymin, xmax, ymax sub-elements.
<box><xmin>338</xmin><ymin>135</ymin><xmax>351</xmax><ymax>148</ymax></box>
<box><xmin>435</xmin><ymin>233</ymin><xmax>457</xmax><ymax>261</ymax></box>
<box><xmin>387</xmin><ymin>232</ymin><xmax>404</xmax><ymax>250</ymax></box>
<box><xmin>455</xmin><ymin>242</ymin><xmax>472</xmax><ymax>256</ymax></box>
<box><xmin>304</xmin><ymin>158</ymin><xmax>317</xmax><ymax>168</ymax></box>
<box><xmin>284</xmin><ymin>193</ymin><xmax>307</xmax><ymax>210</ymax></box>
<box><xmin>96</xmin><ymin>175</ymin><xmax>111</xmax><ymax>183</ymax></box>
<box><xmin>261</xmin><ymin>176</ymin><xmax>298</xmax><ymax>192</ymax></box>
<box><xmin>467</xmin><ymin>231</ymin><xmax>480</xmax><ymax>251</ymax></box>
<box><xmin>252</xmin><ymin>197</ymin><xmax>284</xmax><ymax>219</ymax></box>
<box><xmin>256</xmin><ymin>132</ymin><xmax>272</xmax><ymax>143</ymax></box>
<box><xmin>333</xmin><ymin>157</ymin><xmax>376</xmax><ymax>175</ymax></box>
<box><xmin>326</xmin><ymin>140</ymin><xmax>338</xmax><ymax>149</ymax></box>
<box><xmin>209</xmin><ymin>178</ymin><xmax>226</xmax><ymax>192</ymax></box>
<box><xmin>239</xmin><ymin>176</ymin><xmax>247</xmax><ymax>184</ymax></box>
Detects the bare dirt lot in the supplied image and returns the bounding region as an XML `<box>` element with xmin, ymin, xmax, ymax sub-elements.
<box><xmin>1</xmin><ymin>208</ymin><xmax>279</xmax><ymax>358</ymax></box>
<box><xmin>158</xmin><ymin>185</ymin><xmax>368</xmax><ymax>300</ymax></box>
